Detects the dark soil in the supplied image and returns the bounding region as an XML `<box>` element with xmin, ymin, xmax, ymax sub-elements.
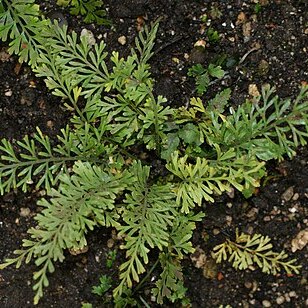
<box><xmin>0</xmin><ymin>0</ymin><xmax>307</xmax><ymax>307</ymax></box>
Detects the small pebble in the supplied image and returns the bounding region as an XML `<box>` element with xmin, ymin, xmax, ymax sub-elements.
<box><xmin>5</xmin><ymin>89</ymin><xmax>12</xmax><ymax>96</ymax></box>
<box><xmin>262</xmin><ymin>300</ymin><xmax>271</xmax><ymax>307</ymax></box>
<box><xmin>276</xmin><ymin>296</ymin><xmax>285</xmax><ymax>305</ymax></box>
<box><xmin>244</xmin><ymin>281</ymin><xmax>252</xmax><ymax>289</ymax></box>
<box><xmin>213</xmin><ymin>228</ymin><xmax>220</xmax><ymax>235</ymax></box>
<box><xmin>118</xmin><ymin>35</ymin><xmax>127</xmax><ymax>45</ymax></box>
<box><xmin>292</xmin><ymin>193</ymin><xmax>299</xmax><ymax>201</ymax></box>
<box><xmin>281</xmin><ymin>186</ymin><xmax>294</xmax><ymax>202</ymax></box>
<box><xmin>80</xmin><ymin>29</ymin><xmax>96</xmax><ymax>46</ymax></box>
<box><xmin>289</xmin><ymin>291</ymin><xmax>297</xmax><ymax>297</ymax></box>
<box><xmin>20</xmin><ymin>207</ymin><xmax>31</xmax><ymax>217</ymax></box>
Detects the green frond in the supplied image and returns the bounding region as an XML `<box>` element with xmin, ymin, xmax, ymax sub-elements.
<box><xmin>212</xmin><ymin>229</ymin><xmax>301</xmax><ymax>275</ymax></box>
<box><xmin>114</xmin><ymin>161</ymin><xmax>177</xmax><ymax>297</ymax></box>
<box><xmin>166</xmin><ymin>150</ymin><xmax>264</xmax><ymax>213</ymax></box>
<box><xmin>56</xmin><ymin>0</ymin><xmax>111</xmax><ymax>25</ymax></box>
<box><xmin>0</xmin><ymin>0</ymin><xmax>50</xmax><ymax>65</ymax></box>
<box><xmin>152</xmin><ymin>253</ymin><xmax>186</xmax><ymax>305</ymax></box>
<box><xmin>204</xmin><ymin>85</ymin><xmax>308</xmax><ymax>161</ymax></box>
<box><xmin>0</xmin><ymin>160</ymin><xmax>132</xmax><ymax>303</ymax></box>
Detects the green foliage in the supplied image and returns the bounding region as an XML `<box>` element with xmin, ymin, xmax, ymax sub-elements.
<box><xmin>106</xmin><ymin>249</ymin><xmax>117</xmax><ymax>268</ymax></box>
<box><xmin>188</xmin><ymin>63</ymin><xmax>225</xmax><ymax>95</ymax></box>
<box><xmin>81</xmin><ymin>303</ymin><xmax>93</xmax><ymax>308</ymax></box>
<box><xmin>0</xmin><ymin>0</ymin><xmax>50</xmax><ymax>65</ymax></box>
<box><xmin>206</xmin><ymin>27</ymin><xmax>220</xmax><ymax>42</ymax></box>
<box><xmin>204</xmin><ymin>85</ymin><xmax>308</xmax><ymax>161</ymax></box>
<box><xmin>56</xmin><ymin>0</ymin><xmax>111</xmax><ymax>25</ymax></box>
<box><xmin>212</xmin><ymin>229</ymin><xmax>301</xmax><ymax>275</ymax></box>
<box><xmin>0</xmin><ymin>1</ymin><xmax>307</xmax><ymax>306</ymax></box>
<box><xmin>92</xmin><ymin>275</ymin><xmax>113</xmax><ymax>296</ymax></box>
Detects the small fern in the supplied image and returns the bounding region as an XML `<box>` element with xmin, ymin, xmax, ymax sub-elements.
<box><xmin>0</xmin><ymin>1</ymin><xmax>307</xmax><ymax>306</ymax></box>
<box><xmin>212</xmin><ymin>229</ymin><xmax>301</xmax><ymax>275</ymax></box>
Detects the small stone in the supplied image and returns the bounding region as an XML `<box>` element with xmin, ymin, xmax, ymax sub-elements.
<box><xmin>107</xmin><ymin>238</ymin><xmax>114</xmax><ymax>248</ymax></box>
<box><xmin>190</xmin><ymin>246</ymin><xmax>207</xmax><ymax>268</ymax></box>
<box><xmin>262</xmin><ymin>300</ymin><xmax>271</xmax><ymax>307</ymax></box>
<box><xmin>69</xmin><ymin>245</ymin><xmax>88</xmax><ymax>255</ymax></box>
<box><xmin>0</xmin><ymin>50</ymin><xmax>10</xmax><ymax>62</ymax></box>
<box><xmin>243</xmin><ymin>21</ymin><xmax>252</xmax><ymax>38</ymax></box>
<box><xmin>246</xmin><ymin>207</ymin><xmax>259</xmax><ymax>219</ymax></box>
<box><xmin>291</xmin><ymin>229</ymin><xmax>308</xmax><ymax>252</ymax></box>
<box><xmin>117</xmin><ymin>35</ymin><xmax>127</xmax><ymax>45</ymax></box>
<box><xmin>281</xmin><ymin>186</ymin><xmax>294</xmax><ymax>202</ymax></box>
<box><xmin>213</xmin><ymin>228</ymin><xmax>220</xmax><ymax>235</ymax></box>
<box><xmin>20</xmin><ymin>207</ymin><xmax>31</xmax><ymax>217</ymax></box>
<box><xmin>263</xmin><ymin>215</ymin><xmax>271</xmax><ymax>222</ymax></box>
<box><xmin>285</xmin><ymin>294</ymin><xmax>291</xmax><ymax>302</ymax></box>
<box><xmin>194</xmin><ymin>39</ymin><xmax>206</xmax><ymax>48</ymax></box>
<box><xmin>244</xmin><ymin>281</ymin><xmax>252</xmax><ymax>289</ymax></box>
<box><xmin>276</xmin><ymin>296</ymin><xmax>285</xmax><ymax>305</ymax></box>
<box><xmin>236</xmin><ymin>12</ymin><xmax>247</xmax><ymax>25</ymax></box>
<box><xmin>80</xmin><ymin>29</ymin><xmax>96</xmax><ymax>46</ymax></box>
<box><xmin>4</xmin><ymin>89</ymin><xmax>12</xmax><ymax>96</ymax></box>
<box><xmin>47</xmin><ymin>120</ymin><xmax>54</xmax><ymax>129</ymax></box>
<box><xmin>226</xmin><ymin>215</ymin><xmax>232</xmax><ymax>225</ymax></box>
<box><xmin>289</xmin><ymin>291</ymin><xmax>297</xmax><ymax>297</ymax></box>
<box><xmin>292</xmin><ymin>193</ymin><xmax>299</xmax><ymax>201</ymax></box>
<box><xmin>288</xmin><ymin>206</ymin><xmax>297</xmax><ymax>213</ymax></box>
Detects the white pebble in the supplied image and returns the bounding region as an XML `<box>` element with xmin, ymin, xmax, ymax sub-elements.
<box><xmin>276</xmin><ymin>296</ymin><xmax>285</xmax><ymax>305</ymax></box>
<box><xmin>262</xmin><ymin>300</ymin><xmax>271</xmax><ymax>307</ymax></box>
<box><xmin>118</xmin><ymin>35</ymin><xmax>127</xmax><ymax>45</ymax></box>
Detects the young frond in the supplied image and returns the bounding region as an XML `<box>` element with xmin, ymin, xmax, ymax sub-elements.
<box><xmin>34</xmin><ymin>23</ymin><xmax>109</xmax><ymax>100</ymax></box>
<box><xmin>152</xmin><ymin>211</ymin><xmax>203</xmax><ymax>304</ymax></box>
<box><xmin>133</xmin><ymin>20</ymin><xmax>160</xmax><ymax>64</ymax></box>
<box><xmin>114</xmin><ymin>161</ymin><xmax>177</xmax><ymax>297</ymax></box>
<box><xmin>212</xmin><ymin>229</ymin><xmax>301</xmax><ymax>275</ymax></box>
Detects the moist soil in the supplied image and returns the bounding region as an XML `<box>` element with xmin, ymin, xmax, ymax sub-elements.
<box><xmin>0</xmin><ymin>0</ymin><xmax>308</xmax><ymax>307</ymax></box>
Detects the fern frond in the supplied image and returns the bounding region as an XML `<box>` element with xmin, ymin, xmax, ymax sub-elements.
<box><xmin>212</xmin><ymin>229</ymin><xmax>301</xmax><ymax>275</ymax></box>
<box><xmin>138</xmin><ymin>95</ymin><xmax>174</xmax><ymax>149</ymax></box>
<box><xmin>0</xmin><ymin>128</ymin><xmax>70</xmax><ymax>194</ymax></box>
<box><xmin>0</xmin><ymin>0</ymin><xmax>50</xmax><ymax>65</ymax></box>
<box><xmin>204</xmin><ymin>85</ymin><xmax>308</xmax><ymax>160</ymax></box>
<box><xmin>152</xmin><ymin>211</ymin><xmax>203</xmax><ymax>304</ymax></box>
<box><xmin>114</xmin><ymin>161</ymin><xmax>177</xmax><ymax>297</ymax></box>
<box><xmin>152</xmin><ymin>253</ymin><xmax>185</xmax><ymax>305</ymax></box>
<box><xmin>57</xmin><ymin>0</ymin><xmax>111</xmax><ymax>25</ymax></box>
<box><xmin>0</xmin><ymin>161</ymin><xmax>131</xmax><ymax>304</ymax></box>
<box><xmin>166</xmin><ymin>150</ymin><xmax>264</xmax><ymax>213</ymax></box>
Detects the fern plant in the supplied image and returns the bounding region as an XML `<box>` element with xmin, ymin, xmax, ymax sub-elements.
<box><xmin>0</xmin><ymin>0</ymin><xmax>307</xmax><ymax>306</ymax></box>
<box><xmin>212</xmin><ymin>229</ymin><xmax>301</xmax><ymax>275</ymax></box>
